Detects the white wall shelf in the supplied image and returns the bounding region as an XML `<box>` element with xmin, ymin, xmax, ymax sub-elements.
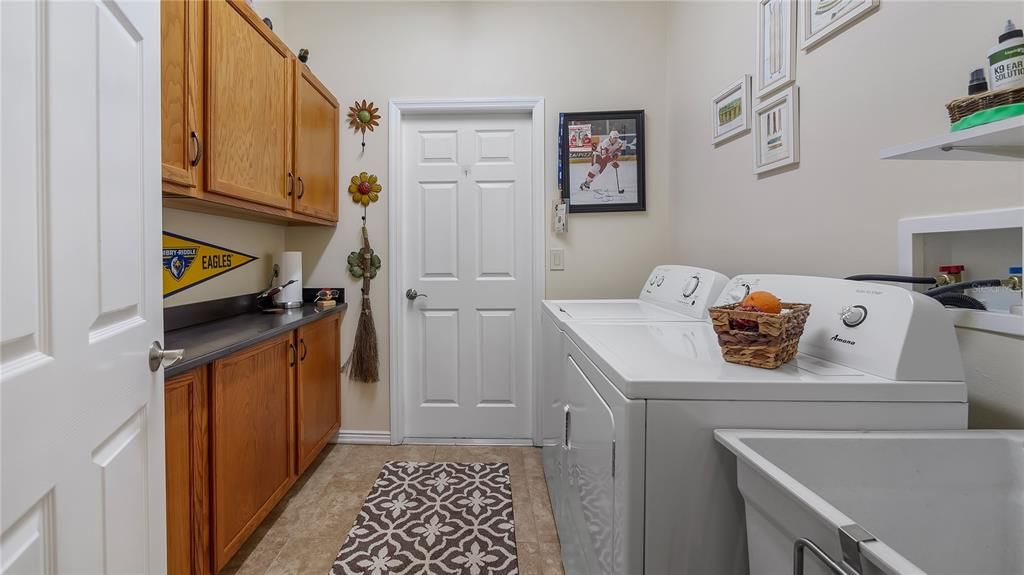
<box><xmin>880</xmin><ymin>116</ymin><xmax>1024</xmax><ymax>161</ymax></box>
<box><xmin>898</xmin><ymin>208</ymin><xmax>1023</xmax><ymax>336</ymax></box>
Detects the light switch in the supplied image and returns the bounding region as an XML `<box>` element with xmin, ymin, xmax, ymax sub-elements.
<box><xmin>550</xmin><ymin>249</ymin><xmax>565</xmax><ymax>271</ymax></box>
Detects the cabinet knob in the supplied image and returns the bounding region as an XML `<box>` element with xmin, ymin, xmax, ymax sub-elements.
<box><xmin>297</xmin><ymin>176</ymin><xmax>305</xmax><ymax>199</ymax></box>
<box><xmin>299</xmin><ymin>338</ymin><xmax>307</xmax><ymax>361</ymax></box>
<box><xmin>287</xmin><ymin>172</ymin><xmax>294</xmax><ymax>197</ymax></box>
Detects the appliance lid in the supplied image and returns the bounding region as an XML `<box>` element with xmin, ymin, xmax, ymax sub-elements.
<box><xmin>544</xmin><ymin>299</ymin><xmax>694</xmax><ymax>322</ymax></box>
<box><xmin>564</xmin><ymin>322</ymin><xmax>967</xmax><ymax>403</ymax></box>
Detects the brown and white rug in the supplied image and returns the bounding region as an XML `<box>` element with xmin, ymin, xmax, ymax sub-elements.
<box><xmin>330</xmin><ymin>461</ymin><xmax>519</xmax><ymax>575</ymax></box>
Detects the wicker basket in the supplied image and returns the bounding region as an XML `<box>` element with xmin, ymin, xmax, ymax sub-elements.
<box><xmin>709</xmin><ymin>302</ymin><xmax>811</xmax><ymax>369</ymax></box>
<box><xmin>946</xmin><ymin>86</ymin><xmax>1024</xmax><ymax>124</ymax></box>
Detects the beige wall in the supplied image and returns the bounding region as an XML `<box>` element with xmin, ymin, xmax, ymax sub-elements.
<box><xmin>163</xmin><ymin>208</ymin><xmax>287</xmax><ymax>307</ymax></box>
<box><xmin>275</xmin><ymin>2</ymin><xmax>675</xmax><ymax>433</ymax></box>
<box><xmin>666</xmin><ymin>1</ymin><xmax>1024</xmax><ymax>427</ymax></box>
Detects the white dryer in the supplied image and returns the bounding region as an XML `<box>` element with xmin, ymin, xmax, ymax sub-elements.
<box><xmin>540</xmin><ymin>265</ymin><xmax>729</xmax><ymax>574</ymax></box>
<box><xmin>551</xmin><ymin>275</ymin><xmax>968</xmax><ymax>575</ymax></box>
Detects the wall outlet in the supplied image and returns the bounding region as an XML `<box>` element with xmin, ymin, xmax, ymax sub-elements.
<box><xmin>550</xmin><ymin>248</ymin><xmax>565</xmax><ymax>271</ymax></box>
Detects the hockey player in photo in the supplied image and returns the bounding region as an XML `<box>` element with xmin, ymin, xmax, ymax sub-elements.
<box><xmin>578</xmin><ymin>130</ymin><xmax>625</xmax><ymax>195</ymax></box>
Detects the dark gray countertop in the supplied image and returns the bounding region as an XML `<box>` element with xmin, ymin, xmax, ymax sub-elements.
<box><xmin>164</xmin><ymin>303</ymin><xmax>347</xmax><ymax>377</ymax></box>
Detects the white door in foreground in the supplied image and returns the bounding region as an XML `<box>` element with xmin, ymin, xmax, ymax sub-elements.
<box><xmin>1</xmin><ymin>1</ymin><xmax>166</xmax><ymax>572</ymax></box>
<box><xmin>401</xmin><ymin>113</ymin><xmax>534</xmax><ymax>439</ymax></box>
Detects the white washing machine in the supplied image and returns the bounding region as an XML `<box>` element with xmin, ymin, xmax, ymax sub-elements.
<box><xmin>551</xmin><ymin>275</ymin><xmax>969</xmax><ymax>575</ymax></box>
<box><xmin>540</xmin><ymin>265</ymin><xmax>729</xmax><ymax>574</ymax></box>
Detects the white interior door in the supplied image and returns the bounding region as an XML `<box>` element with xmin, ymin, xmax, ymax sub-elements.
<box><xmin>401</xmin><ymin>112</ymin><xmax>533</xmax><ymax>439</ymax></box>
<box><xmin>1</xmin><ymin>1</ymin><xmax>165</xmax><ymax>572</ymax></box>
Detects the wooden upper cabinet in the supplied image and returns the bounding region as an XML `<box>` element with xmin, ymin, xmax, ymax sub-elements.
<box><xmin>293</xmin><ymin>63</ymin><xmax>340</xmax><ymax>222</ymax></box>
<box><xmin>210</xmin><ymin>333</ymin><xmax>295</xmax><ymax>572</ymax></box>
<box><xmin>206</xmin><ymin>0</ymin><xmax>293</xmax><ymax>210</ymax></box>
<box><xmin>295</xmin><ymin>314</ymin><xmax>341</xmax><ymax>475</ymax></box>
<box><xmin>161</xmin><ymin>0</ymin><xmax>203</xmax><ymax>196</ymax></box>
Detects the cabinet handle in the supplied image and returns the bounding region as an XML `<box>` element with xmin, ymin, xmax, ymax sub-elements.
<box><xmin>299</xmin><ymin>338</ymin><xmax>307</xmax><ymax>361</ymax></box>
<box><xmin>189</xmin><ymin>131</ymin><xmax>202</xmax><ymax>167</ymax></box>
<box><xmin>287</xmin><ymin>172</ymin><xmax>294</xmax><ymax>196</ymax></box>
<box><xmin>288</xmin><ymin>342</ymin><xmax>296</xmax><ymax>367</ymax></box>
<box><xmin>297</xmin><ymin>176</ymin><xmax>305</xmax><ymax>199</ymax></box>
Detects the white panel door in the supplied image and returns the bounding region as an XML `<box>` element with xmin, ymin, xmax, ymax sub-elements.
<box><xmin>1</xmin><ymin>1</ymin><xmax>165</xmax><ymax>573</ymax></box>
<box><xmin>401</xmin><ymin>113</ymin><xmax>533</xmax><ymax>438</ymax></box>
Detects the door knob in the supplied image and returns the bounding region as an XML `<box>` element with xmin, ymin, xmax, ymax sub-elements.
<box><xmin>149</xmin><ymin>341</ymin><xmax>184</xmax><ymax>372</ymax></box>
<box><xmin>405</xmin><ymin>289</ymin><xmax>427</xmax><ymax>301</ymax></box>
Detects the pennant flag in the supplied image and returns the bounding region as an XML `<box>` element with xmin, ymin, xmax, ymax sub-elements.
<box><xmin>162</xmin><ymin>231</ymin><xmax>257</xmax><ymax>298</ymax></box>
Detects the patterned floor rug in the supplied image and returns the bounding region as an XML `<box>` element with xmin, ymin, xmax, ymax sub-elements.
<box><xmin>330</xmin><ymin>461</ymin><xmax>519</xmax><ymax>575</ymax></box>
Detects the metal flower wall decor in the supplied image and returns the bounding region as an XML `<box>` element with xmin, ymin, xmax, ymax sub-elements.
<box><xmin>348</xmin><ymin>172</ymin><xmax>382</xmax><ymax>206</ymax></box>
<box><xmin>347</xmin><ymin>100</ymin><xmax>380</xmax><ymax>150</ymax></box>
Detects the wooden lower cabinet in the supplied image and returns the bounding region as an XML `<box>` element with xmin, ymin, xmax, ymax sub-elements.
<box><xmin>296</xmin><ymin>313</ymin><xmax>341</xmax><ymax>475</ymax></box>
<box><xmin>210</xmin><ymin>332</ymin><xmax>296</xmax><ymax>572</ymax></box>
<box><xmin>164</xmin><ymin>313</ymin><xmax>342</xmax><ymax>573</ymax></box>
<box><xmin>165</xmin><ymin>368</ymin><xmax>210</xmax><ymax>575</ymax></box>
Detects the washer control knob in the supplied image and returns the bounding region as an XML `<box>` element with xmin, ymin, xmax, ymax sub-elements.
<box><xmin>840</xmin><ymin>305</ymin><xmax>868</xmax><ymax>328</ymax></box>
<box><xmin>727</xmin><ymin>283</ymin><xmax>750</xmax><ymax>303</ymax></box>
<box><xmin>649</xmin><ymin>276</ymin><xmax>656</xmax><ymax>286</ymax></box>
<box><xmin>681</xmin><ymin>276</ymin><xmax>700</xmax><ymax>298</ymax></box>
<box><xmin>656</xmin><ymin>275</ymin><xmax>665</xmax><ymax>287</ymax></box>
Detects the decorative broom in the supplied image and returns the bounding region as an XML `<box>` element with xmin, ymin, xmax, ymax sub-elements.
<box><xmin>343</xmin><ymin>172</ymin><xmax>383</xmax><ymax>383</ymax></box>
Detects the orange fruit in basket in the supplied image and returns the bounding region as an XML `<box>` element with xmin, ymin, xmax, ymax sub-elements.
<box><xmin>741</xmin><ymin>291</ymin><xmax>782</xmax><ymax>314</ymax></box>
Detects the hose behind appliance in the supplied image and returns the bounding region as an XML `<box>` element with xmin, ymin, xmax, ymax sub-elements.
<box><xmin>845</xmin><ymin>274</ymin><xmax>937</xmax><ymax>285</ymax></box>
<box><xmin>931</xmin><ymin>293</ymin><xmax>987</xmax><ymax>310</ymax></box>
<box><xmin>924</xmin><ymin>279</ymin><xmax>1005</xmax><ymax>297</ymax></box>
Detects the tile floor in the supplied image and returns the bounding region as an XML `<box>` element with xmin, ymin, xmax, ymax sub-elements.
<box><xmin>221</xmin><ymin>444</ymin><xmax>565</xmax><ymax>575</ymax></box>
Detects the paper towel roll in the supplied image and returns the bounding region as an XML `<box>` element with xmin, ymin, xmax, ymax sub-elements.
<box><xmin>274</xmin><ymin>251</ymin><xmax>303</xmax><ymax>308</ymax></box>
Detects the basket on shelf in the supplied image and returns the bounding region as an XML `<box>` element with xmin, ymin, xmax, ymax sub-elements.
<box><xmin>709</xmin><ymin>302</ymin><xmax>812</xmax><ymax>369</ymax></box>
<box><xmin>945</xmin><ymin>85</ymin><xmax>1024</xmax><ymax>124</ymax></box>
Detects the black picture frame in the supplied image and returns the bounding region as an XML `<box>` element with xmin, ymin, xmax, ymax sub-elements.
<box><xmin>560</xmin><ymin>110</ymin><xmax>645</xmax><ymax>213</ymax></box>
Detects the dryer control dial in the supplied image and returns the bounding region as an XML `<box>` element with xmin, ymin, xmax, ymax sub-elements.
<box><xmin>726</xmin><ymin>283</ymin><xmax>750</xmax><ymax>303</ymax></box>
<box><xmin>840</xmin><ymin>305</ymin><xmax>868</xmax><ymax>328</ymax></box>
<box><xmin>681</xmin><ymin>276</ymin><xmax>700</xmax><ymax>298</ymax></box>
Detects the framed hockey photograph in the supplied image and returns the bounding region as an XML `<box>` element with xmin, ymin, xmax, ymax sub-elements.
<box><xmin>753</xmin><ymin>86</ymin><xmax>799</xmax><ymax>175</ymax></box>
<box><xmin>712</xmin><ymin>76</ymin><xmax>751</xmax><ymax>146</ymax></box>
<box><xmin>756</xmin><ymin>0</ymin><xmax>796</xmax><ymax>99</ymax></box>
<box><xmin>800</xmin><ymin>0</ymin><xmax>879</xmax><ymax>51</ymax></box>
<box><xmin>560</xmin><ymin>110</ymin><xmax>645</xmax><ymax>213</ymax></box>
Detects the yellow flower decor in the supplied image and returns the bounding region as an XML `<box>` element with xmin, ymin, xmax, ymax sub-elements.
<box><xmin>347</xmin><ymin>100</ymin><xmax>380</xmax><ymax>149</ymax></box>
<box><xmin>349</xmin><ymin>172</ymin><xmax>382</xmax><ymax>207</ymax></box>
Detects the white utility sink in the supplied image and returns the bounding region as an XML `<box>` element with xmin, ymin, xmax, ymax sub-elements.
<box><xmin>714</xmin><ymin>429</ymin><xmax>1024</xmax><ymax>575</ymax></box>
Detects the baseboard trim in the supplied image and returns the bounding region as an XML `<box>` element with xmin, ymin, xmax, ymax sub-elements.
<box><xmin>333</xmin><ymin>430</ymin><xmax>392</xmax><ymax>445</ymax></box>
<box><xmin>402</xmin><ymin>437</ymin><xmax>535</xmax><ymax>446</ymax></box>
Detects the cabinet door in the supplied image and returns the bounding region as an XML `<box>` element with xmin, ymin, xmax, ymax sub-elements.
<box><xmin>293</xmin><ymin>62</ymin><xmax>339</xmax><ymax>222</ymax></box>
<box><xmin>295</xmin><ymin>313</ymin><xmax>341</xmax><ymax>474</ymax></box>
<box><xmin>206</xmin><ymin>0</ymin><xmax>292</xmax><ymax>209</ymax></box>
<box><xmin>161</xmin><ymin>0</ymin><xmax>203</xmax><ymax>196</ymax></box>
<box><xmin>210</xmin><ymin>333</ymin><xmax>294</xmax><ymax>571</ymax></box>
<box><xmin>165</xmin><ymin>368</ymin><xmax>210</xmax><ymax>575</ymax></box>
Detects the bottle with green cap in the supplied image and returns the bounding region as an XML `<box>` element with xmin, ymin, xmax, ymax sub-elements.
<box><xmin>988</xmin><ymin>20</ymin><xmax>1024</xmax><ymax>90</ymax></box>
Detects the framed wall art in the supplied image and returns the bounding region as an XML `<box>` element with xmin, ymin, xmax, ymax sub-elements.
<box><xmin>801</xmin><ymin>0</ymin><xmax>879</xmax><ymax>50</ymax></box>
<box><xmin>756</xmin><ymin>0</ymin><xmax>796</xmax><ymax>98</ymax></box>
<box><xmin>753</xmin><ymin>86</ymin><xmax>799</xmax><ymax>174</ymax></box>
<box><xmin>712</xmin><ymin>75</ymin><xmax>751</xmax><ymax>146</ymax></box>
<box><xmin>560</xmin><ymin>110</ymin><xmax>646</xmax><ymax>213</ymax></box>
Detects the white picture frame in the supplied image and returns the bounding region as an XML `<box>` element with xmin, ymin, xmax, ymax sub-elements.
<box><xmin>753</xmin><ymin>86</ymin><xmax>799</xmax><ymax>174</ymax></box>
<box><xmin>756</xmin><ymin>0</ymin><xmax>796</xmax><ymax>99</ymax></box>
<box><xmin>801</xmin><ymin>0</ymin><xmax>879</xmax><ymax>51</ymax></box>
<box><xmin>712</xmin><ymin>75</ymin><xmax>752</xmax><ymax>146</ymax></box>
